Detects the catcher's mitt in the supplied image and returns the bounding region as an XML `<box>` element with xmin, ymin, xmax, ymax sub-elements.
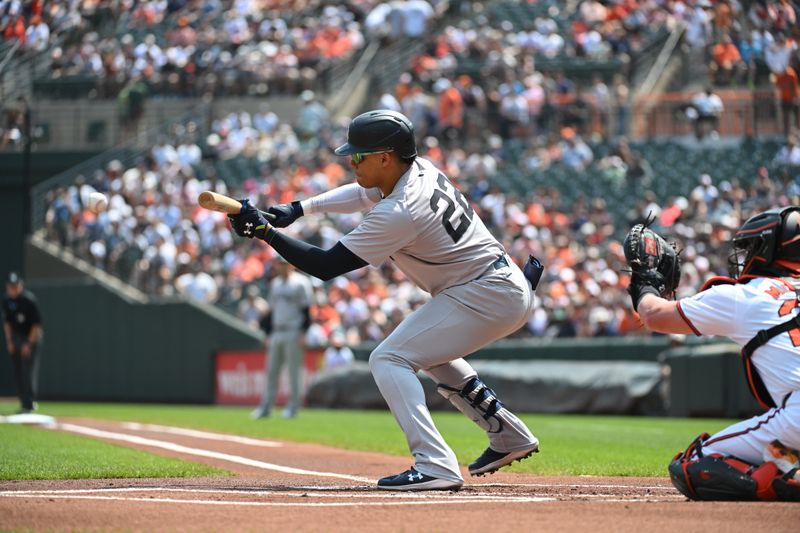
<box><xmin>623</xmin><ymin>221</ymin><xmax>681</xmax><ymax>311</ymax></box>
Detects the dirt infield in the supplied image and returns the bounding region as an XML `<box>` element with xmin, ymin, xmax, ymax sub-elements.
<box><xmin>0</xmin><ymin>419</ymin><xmax>795</xmax><ymax>533</ymax></box>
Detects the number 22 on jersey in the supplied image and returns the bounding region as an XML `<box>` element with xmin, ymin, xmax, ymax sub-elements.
<box><xmin>429</xmin><ymin>173</ymin><xmax>474</xmax><ymax>243</ymax></box>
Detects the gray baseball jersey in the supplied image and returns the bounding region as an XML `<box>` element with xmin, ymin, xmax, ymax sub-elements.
<box><xmin>340</xmin><ymin>158</ymin><xmax>505</xmax><ymax>295</ymax></box>
<box><xmin>269</xmin><ymin>272</ymin><xmax>313</xmax><ymax>331</ymax></box>
<box><xmin>306</xmin><ymin>157</ymin><xmax>537</xmax><ymax>483</ymax></box>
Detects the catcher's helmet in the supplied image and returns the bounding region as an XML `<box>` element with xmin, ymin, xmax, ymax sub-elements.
<box><xmin>729</xmin><ymin>206</ymin><xmax>800</xmax><ymax>277</ymax></box>
<box><xmin>334</xmin><ymin>109</ymin><xmax>417</xmax><ymax>159</ymax></box>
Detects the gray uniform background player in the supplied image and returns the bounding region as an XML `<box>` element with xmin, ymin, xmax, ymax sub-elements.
<box><xmin>251</xmin><ymin>257</ymin><xmax>313</xmax><ymax>420</ymax></box>
<box><xmin>229</xmin><ymin>110</ymin><xmax>541</xmax><ymax>491</ymax></box>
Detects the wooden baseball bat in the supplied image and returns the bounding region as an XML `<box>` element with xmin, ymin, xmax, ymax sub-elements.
<box><xmin>198</xmin><ymin>191</ymin><xmax>242</xmax><ymax>214</ymax></box>
<box><xmin>197</xmin><ymin>191</ymin><xmax>276</xmax><ymax>220</ymax></box>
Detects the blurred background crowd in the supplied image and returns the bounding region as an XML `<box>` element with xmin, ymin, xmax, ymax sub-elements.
<box><xmin>4</xmin><ymin>0</ymin><xmax>799</xmax><ymax>348</ymax></box>
<box><xmin>41</xmin><ymin>108</ymin><xmax>800</xmax><ymax>347</ymax></box>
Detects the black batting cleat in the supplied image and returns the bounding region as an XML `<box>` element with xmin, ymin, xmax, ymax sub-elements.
<box><xmin>469</xmin><ymin>443</ymin><xmax>539</xmax><ymax>476</ymax></box>
<box><xmin>377</xmin><ymin>467</ymin><xmax>463</xmax><ymax>491</ymax></box>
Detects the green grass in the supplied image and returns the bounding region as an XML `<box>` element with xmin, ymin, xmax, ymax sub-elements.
<box><xmin>1</xmin><ymin>401</ymin><xmax>735</xmax><ymax>478</ymax></box>
<box><xmin>0</xmin><ymin>423</ymin><xmax>227</xmax><ymax>480</ymax></box>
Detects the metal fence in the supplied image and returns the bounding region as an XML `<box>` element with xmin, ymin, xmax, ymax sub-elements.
<box><xmin>632</xmin><ymin>89</ymin><xmax>786</xmax><ymax>139</ymax></box>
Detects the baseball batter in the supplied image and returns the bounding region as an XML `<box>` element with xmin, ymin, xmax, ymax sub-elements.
<box><xmin>229</xmin><ymin>110</ymin><xmax>541</xmax><ymax>490</ymax></box>
<box><xmin>626</xmin><ymin>206</ymin><xmax>800</xmax><ymax>501</ymax></box>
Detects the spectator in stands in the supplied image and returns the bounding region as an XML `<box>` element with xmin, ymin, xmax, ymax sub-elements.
<box><xmin>773</xmin><ymin>0</ymin><xmax>797</xmax><ymax>34</ymax></box>
<box><xmin>710</xmin><ymin>33</ymin><xmax>745</xmax><ymax>86</ymax></box>
<box><xmin>685</xmin><ymin>0</ymin><xmax>713</xmax><ymax>51</ymax></box>
<box><xmin>238</xmin><ymin>285</ymin><xmax>269</xmax><ymax>332</ymax></box>
<box><xmin>773</xmin><ymin>65</ymin><xmax>800</xmax><ymax>137</ymax></box>
<box><xmin>498</xmin><ymin>83</ymin><xmax>529</xmax><ymax>140</ymax></box>
<box><xmin>434</xmin><ymin>78</ymin><xmax>463</xmax><ymax>146</ymax></box>
<box><xmin>774</xmin><ymin>134</ymin><xmax>800</xmax><ymax>166</ymax></box>
<box><xmin>616</xmin><ymin>137</ymin><xmax>653</xmax><ymax>187</ymax></box>
<box><xmin>401</xmin><ymin>0</ymin><xmax>435</xmax><ymax>39</ymax></box>
<box><xmin>175</xmin><ymin>262</ymin><xmax>219</xmax><ymax>304</ymax></box>
<box><xmin>456</xmin><ymin>74</ymin><xmax>486</xmax><ymax>140</ymax></box>
<box><xmin>543</xmin><ymin>307</ymin><xmax>577</xmax><ymax>338</ymax></box>
<box><xmin>711</xmin><ymin>0</ymin><xmax>736</xmax><ymax>40</ymax></box>
<box><xmin>295</xmin><ymin>90</ymin><xmax>330</xmax><ymax>146</ymax></box>
<box><xmin>3</xmin><ymin>15</ymin><xmax>26</xmax><ymax>44</ymax></box>
<box><xmin>1</xmin><ymin>96</ymin><xmax>28</xmax><ymax>147</ymax></box>
<box><xmin>691</xmin><ymin>173</ymin><xmax>719</xmax><ymax>205</ymax></box>
<box><xmin>751</xmin><ymin>166</ymin><xmax>777</xmax><ymax>208</ymax></box>
<box><xmin>689</xmin><ymin>86</ymin><xmax>724</xmax><ymax>139</ymax></box>
<box><xmin>734</xmin><ymin>30</ymin><xmax>759</xmax><ymax>87</ymax></box>
<box><xmin>323</xmin><ymin>329</ymin><xmax>354</xmax><ymax>369</ymax></box>
<box><xmin>764</xmin><ymin>32</ymin><xmax>797</xmax><ymax>75</ymax></box>
<box><xmin>23</xmin><ymin>14</ymin><xmax>48</xmax><ymax>52</ymax></box>
<box><xmin>612</xmin><ymin>74</ymin><xmax>630</xmax><ymax>137</ymax></box>
<box><xmin>560</xmin><ymin>128</ymin><xmax>593</xmax><ymax>171</ymax></box>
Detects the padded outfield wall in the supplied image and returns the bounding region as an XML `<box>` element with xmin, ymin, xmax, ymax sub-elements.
<box><xmin>1</xmin><ymin>236</ymin><xmax>762</xmax><ymax>417</ymax></box>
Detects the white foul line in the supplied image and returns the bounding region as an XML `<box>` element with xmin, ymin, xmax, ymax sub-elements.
<box><xmin>0</xmin><ymin>487</ymin><xmax>542</xmax><ymax>500</ymax></box>
<box><xmin>0</xmin><ymin>493</ymin><xmax>558</xmax><ymax>507</ymax></box>
<box><xmin>119</xmin><ymin>422</ymin><xmax>282</xmax><ymax>447</ymax></box>
<box><xmin>56</xmin><ymin>423</ymin><xmax>372</xmax><ymax>484</ymax></box>
<box><xmin>0</xmin><ymin>487</ymin><xmax>683</xmax><ymax>503</ymax></box>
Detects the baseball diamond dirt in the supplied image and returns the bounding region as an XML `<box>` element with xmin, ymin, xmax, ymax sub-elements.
<box><xmin>0</xmin><ymin>419</ymin><xmax>795</xmax><ymax>533</ymax></box>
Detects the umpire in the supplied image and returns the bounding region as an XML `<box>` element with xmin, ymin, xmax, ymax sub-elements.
<box><xmin>2</xmin><ymin>272</ymin><xmax>43</xmax><ymax>414</ymax></box>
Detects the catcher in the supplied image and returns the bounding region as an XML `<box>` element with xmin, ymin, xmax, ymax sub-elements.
<box><xmin>624</xmin><ymin>207</ymin><xmax>800</xmax><ymax>502</ymax></box>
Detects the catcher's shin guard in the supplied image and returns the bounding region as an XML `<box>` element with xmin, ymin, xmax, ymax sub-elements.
<box><xmin>668</xmin><ymin>433</ymin><xmax>789</xmax><ymax>501</ymax></box>
<box><xmin>437</xmin><ymin>377</ymin><xmax>504</xmax><ymax>433</ymax></box>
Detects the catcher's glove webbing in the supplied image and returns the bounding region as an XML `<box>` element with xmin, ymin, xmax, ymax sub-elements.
<box><xmin>623</xmin><ymin>220</ymin><xmax>681</xmax><ymax>311</ymax></box>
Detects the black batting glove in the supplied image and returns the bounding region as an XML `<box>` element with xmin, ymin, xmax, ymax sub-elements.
<box><xmin>267</xmin><ymin>201</ymin><xmax>303</xmax><ymax>228</ymax></box>
<box><xmin>228</xmin><ymin>199</ymin><xmax>270</xmax><ymax>240</ymax></box>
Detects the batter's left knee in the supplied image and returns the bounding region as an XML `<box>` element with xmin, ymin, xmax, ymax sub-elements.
<box><xmin>368</xmin><ymin>348</ymin><xmax>415</xmax><ymax>378</ymax></box>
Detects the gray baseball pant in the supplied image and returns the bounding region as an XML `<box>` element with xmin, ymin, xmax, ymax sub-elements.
<box><xmin>259</xmin><ymin>330</ymin><xmax>303</xmax><ymax>415</ymax></box>
<box><xmin>369</xmin><ymin>263</ymin><xmax>537</xmax><ymax>482</ymax></box>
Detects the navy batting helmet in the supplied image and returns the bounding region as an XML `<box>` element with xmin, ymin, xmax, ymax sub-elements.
<box><xmin>729</xmin><ymin>206</ymin><xmax>800</xmax><ymax>277</ymax></box>
<box><xmin>334</xmin><ymin>110</ymin><xmax>417</xmax><ymax>159</ymax></box>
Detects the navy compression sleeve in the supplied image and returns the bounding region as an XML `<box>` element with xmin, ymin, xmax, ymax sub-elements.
<box><xmin>263</xmin><ymin>228</ymin><xmax>368</xmax><ymax>281</ymax></box>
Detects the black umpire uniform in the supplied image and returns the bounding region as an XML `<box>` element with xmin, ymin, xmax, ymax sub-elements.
<box><xmin>2</xmin><ymin>272</ymin><xmax>43</xmax><ymax>413</ymax></box>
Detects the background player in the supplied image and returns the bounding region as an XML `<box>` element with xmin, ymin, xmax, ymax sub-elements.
<box><xmin>251</xmin><ymin>257</ymin><xmax>313</xmax><ymax>420</ymax></box>
<box><xmin>625</xmin><ymin>207</ymin><xmax>800</xmax><ymax>501</ymax></box>
<box><xmin>229</xmin><ymin>109</ymin><xmax>541</xmax><ymax>491</ymax></box>
<box><xmin>2</xmin><ymin>272</ymin><xmax>43</xmax><ymax>415</ymax></box>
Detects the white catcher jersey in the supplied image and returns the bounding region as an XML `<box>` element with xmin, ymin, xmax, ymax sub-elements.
<box><xmin>678</xmin><ymin>277</ymin><xmax>800</xmax><ymax>403</ymax></box>
<box><xmin>340</xmin><ymin>158</ymin><xmax>505</xmax><ymax>295</ymax></box>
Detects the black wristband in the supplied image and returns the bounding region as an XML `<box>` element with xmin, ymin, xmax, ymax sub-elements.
<box><xmin>291</xmin><ymin>201</ymin><xmax>304</xmax><ymax>217</ymax></box>
<box><xmin>634</xmin><ymin>285</ymin><xmax>660</xmax><ymax>312</ymax></box>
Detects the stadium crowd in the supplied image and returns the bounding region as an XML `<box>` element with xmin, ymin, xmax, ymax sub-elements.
<box><xmin>46</xmin><ymin>1</ymin><xmax>370</xmax><ymax>97</ymax></box>
<box><xmin>30</xmin><ymin>0</ymin><xmax>800</xmax><ymax>348</ymax></box>
<box><xmin>34</xmin><ymin>0</ymin><xmax>453</xmax><ymax>98</ymax></box>
<box><xmin>41</xmin><ymin>102</ymin><xmax>800</xmax><ymax>347</ymax></box>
